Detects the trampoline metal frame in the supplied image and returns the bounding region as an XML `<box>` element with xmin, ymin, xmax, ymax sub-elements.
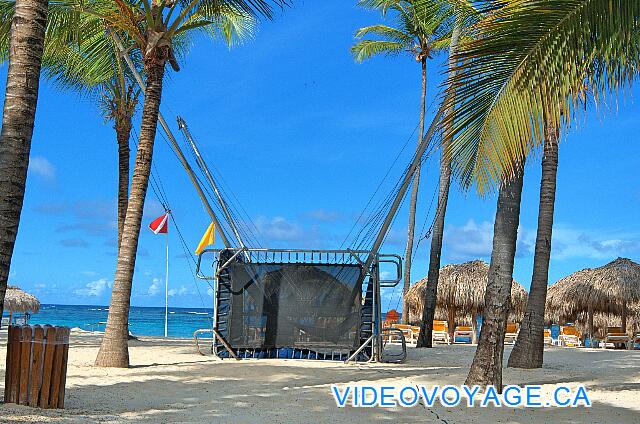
<box><xmin>196</xmin><ymin>247</ymin><xmax>402</xmax><ymax>363</ymax></box>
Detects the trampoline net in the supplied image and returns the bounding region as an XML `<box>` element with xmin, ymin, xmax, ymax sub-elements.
<box><xmin>217</xmin><ymin>260</ymin><xmax>364</xmax><ymax>351</ymax></box>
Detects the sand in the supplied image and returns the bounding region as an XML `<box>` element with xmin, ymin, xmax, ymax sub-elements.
<box><xmin>1</xmin><ymin>331</ymin><xmax>639</xmax><ymax>423</ymax></box>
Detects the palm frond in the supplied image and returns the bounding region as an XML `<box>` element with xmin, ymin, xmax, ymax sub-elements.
<box><xmin>354</xmin><ymin>24</ymin><xmax>413</xmax><ymax>44</ymax></box>
<box><xmin>351</xmin><ymin>40</ymin><xmax>406</xmax><ymax>62</ymax></box>
<box><xmin>176</xmin><ymin>0</ymin><xmax>288</xmax><ymax>20</ymax></box>
<box><xmin>353</xmin><ymin>0</ymin><xmax>455</xmax><ymax>63</ymax></box>
<box><xmin>357</xmin><ymin>0</ymin><xmax>404</xmax><ymax>16</ymax></box>
<box><xmin>442</xmin><ymin>0</ymin><xmax>640</xmax><ymax>193</ymax></box>
<box><xmin>176</xmin><ymin>1</ymin><xmax>256</xmax><ymax>46</ymax></box>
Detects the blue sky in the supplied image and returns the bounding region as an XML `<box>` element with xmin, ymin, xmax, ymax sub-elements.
<box><xmin>2</xmin><ymin>1</ymin><xmax>639</xmax><ymax>309</ymax></box>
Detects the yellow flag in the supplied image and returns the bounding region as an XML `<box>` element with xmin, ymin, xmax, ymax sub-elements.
<box><xmin>195</xmin><ymin>223</ymin><xmax>215</xmax><ymax>255</ymax></box>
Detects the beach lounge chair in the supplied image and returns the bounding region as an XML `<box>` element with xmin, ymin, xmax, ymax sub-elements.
<box><xmin>453</xmin><ymin>326</ymin><xmax>473</xmax><ymax>344</ymax></box>
<box><xmin>388</xmin><ymin>324</ymin><xmax>414</xmax><ymax>344</ymax></box>
<box><xmin>383</xmin><ymin>324</ymin><xmax>421</xmax><ymax>346</ymax></box>
<box><xmin>432</xmin><ymin>320</ymin><xmax>450</xmax><ymax>345</ymax></box>
<box><xmin>559</xmin><ymin>325</ymin><xmax>582</xmax><ymax>347</ymax></box>
<box><xmin>504</xmin><ymin>323</ymin><xmax>519</xmax><ymax>344</ymax></box>
<box><xmin>602</xmin><ymin>327</ymin><xmax>630</xmax><ymax>349</ymax></box>
<box><xmin>633</xmin><ymin>332</ymin><xmax>640</xmax><ymax>349</ymax></box>
<box><xmin>544</xmin><ymin>329</ymin><xmax>553</xmax><ymax>346</ymax></box>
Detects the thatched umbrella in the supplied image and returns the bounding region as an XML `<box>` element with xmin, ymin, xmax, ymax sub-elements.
<box><xmin>573</xmin><ymin>309</ymin><xmax>639</xmax><ymax>339</ymax></box>
<box><xmin>546</xmin><ymin>258</ymin><xmax>640</xmax><ymax>337</ymax></box>
<box><xmin>406</xmin><ymin>260</ymin><xmax>528</xmax><ymax>341</ymax></box>
<box><xmin>3</xmin><ymin>285</ymin><xmax>40</xmax><ymax>324</ymax></box>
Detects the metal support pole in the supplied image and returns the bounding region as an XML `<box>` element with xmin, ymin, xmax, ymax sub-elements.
<box><xmin>176</xmin><ymin>117</ymin><xmax>247</xmax><ymax>251</ymax></box>
<box><xmin>165</xmin><ymin>230</ymin><xmax>169</xmax><ymax>338</ymax></box>
<box><xmin>363</xmin><ymin>26</ymin><xmax>461</xmax><ymax>272</ymax></box>
<box><xmin>362</xmin><ymin>105</ymin><xmax>445</xmax><ymax>272</ymax></box>
<box><xmin>110</xmin><ymin>32</ymin><xmax>231</xmax><ymax>248</ymax></box>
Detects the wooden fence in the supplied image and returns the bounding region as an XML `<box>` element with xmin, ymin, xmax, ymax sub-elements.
<box><xmin>3</xmin><ymin>325</ymin><xmax>70</xmax><ymax>408</ymax></box>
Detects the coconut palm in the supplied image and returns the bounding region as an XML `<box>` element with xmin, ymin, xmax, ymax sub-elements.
<box><xmin>25</xmin><ymin>2</ymin><xmax>141</xmax><ymax>252</ymax></box>
<box><xmin>415</xmin><ymin>21</ymin><xmax>462</xmax><ymax>347</ymax></box>
<box><xmin>0</xmin><ymin>0</ymin><xmax>49</xmax><ymax>324</ymax></box>
<box><xmin>352</xmin><ymin>0</ymin><xmax>452</xmax><ymax>325</ymax></box>
<box><xmin>46</xmin><ymin>33</ymin><xmax>142</xmax><ymax>252</ymax></box>
<box><xmin>440</xmin><ymin>0</ymin><xmax>640</xmax><ymax>388</ymax></box>
<box><xmin>507</xmin><ymin>121</ymin><xmax>558</xmax><ymax>369</ymax></box>
<box><xmin>84</xmin><ymin>0</ymin><xmax>285</xmax><ymax>368</ymax></box>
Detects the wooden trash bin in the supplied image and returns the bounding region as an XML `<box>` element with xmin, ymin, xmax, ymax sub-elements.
<box><xmin>4</xmin><ymin>325</ymin><xmax>70</xmax><ymax>408</ymax></box>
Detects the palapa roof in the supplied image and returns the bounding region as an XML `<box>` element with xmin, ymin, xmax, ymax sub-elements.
<box><xmin>546</xmin><ymin>257</ymin><xmax>640</xmax><ymax>321</ymax></box>
<box><xmin>4</xmin><ymin>285</ymin><xmax>40</xmax><ymax>314</ymax></box>
<box><xmin>405</xmin><ymin>260</ymin><xmax>528</xmax><ymax>324</ymax></box>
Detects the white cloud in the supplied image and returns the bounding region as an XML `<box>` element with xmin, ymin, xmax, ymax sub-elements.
<box><xmin>168</xmin><ymin>285</ymin><xmax>189</xmax><ymax>297</ymax></box>
<box><xmin>252</xmin><ymin>215</ymin><xmax>335</xmax><ymax>248</ymax></box>
<box><xmin>29</xmin><ymin>156</ymin><xmax>56</xmax><ymax>180</ymax></box>
<box><xmin>143</xmin><ymin>199</ymin><xmax>166</xmax><ymax>221</ymax></box>
<box><xmin>74</xmin><ymin>278</ymin><xmax>111</xmax><ymax>297</ymax></box>
<box><xmin>550</xmin><ymin>225</ymin><xmax>640</xmax><ymax>260</ymax></box>
<box><xmin>255</xmin><ymin>216</ymin><xmax>303</xmax><ymax>241</ymax></box>
<box><xmin>148</xmin><ymin>278</ymin><xmax>162</xmax><ymax>296</ymax></box>
<box><xmin>304</xmin><ymin>209</ymin><xmax>341</xmax><ymax>222</ymax></box>
<box><xmin>444</xmin><ymin>219</ymin><xmax>494</xmax><ymax>261</ymax></box>
<box><xmin>442</xmin><ymin>219</ymin><xmax>640</xmax><ymax>264</ymax></box>
<box><xmin>207</xmin><ymin>287</ymin><xmax>214</xmax><ymax>297</ymax></box>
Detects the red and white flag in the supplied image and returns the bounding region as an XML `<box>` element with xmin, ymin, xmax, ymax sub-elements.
<box><xmin>149</xmin><ymin>212</ymin><xmax>169</xmax><ymax>234</ymax></box>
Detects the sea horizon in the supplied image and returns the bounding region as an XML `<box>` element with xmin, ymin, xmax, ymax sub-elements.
<box><xmin>3</xmin><ymin>303</ymin><xmax>214</xmax><ymax>339</ymax></box>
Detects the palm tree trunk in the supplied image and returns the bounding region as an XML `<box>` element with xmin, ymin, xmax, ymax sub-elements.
<box><xmin>465</xmin><ymin>170</ymin><xmax>525</xmax><ymax>390</ymax></box>
<box><xmin>0</xmin><ymin>0</ymin><xmax>48</xmax><ymax>322</ymax></box>
<box><xmin>447</xmin><ymin>307</ymin><xmax>455</xmax><ymax>341</ymax></box>
<box><xmin>401</xmin><ymin>57</ymin><xmax>427</xmax><ymax>324</ymax></box>
<box><xmin>416</xmin><ymin>25</ymin><xmax>461</xmax><ymax>348</ymax></box>
<box><xmin>471</xmin><ymin>312</ymin><xmax>478</xmax><ymax>344</ymax></box>
<box><xmin>588</xmin><ymin>307</ymin><xmax>594</xmax><ymax>342</ymax></box>
<box><xmin>116</xmin><ymin>117</ymin><xmax>132</xmax><ymax>252</ymax></box>
<box><xmin>95</xmin><ymin>61</ymin><xmax>166</xmax><ymax>368</ymax></box>
<box><xmin>508</xmin><ymin>125</ymin><xmax>559</xmax><ymax>369</ymax></box>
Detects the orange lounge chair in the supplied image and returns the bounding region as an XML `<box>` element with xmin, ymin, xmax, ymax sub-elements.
<box><xmin>602</xmin><ymin>327</ymin><xmax>630</xmax><ymax>349</ymax></box>
<box><xmin>453</xmin><ymin>326</ymin><xmax>473</xmax><ymax>344</ymax></box>
<box><xmin>559</xmin><ymin>325</ymin><xmax>582</xmax><ymax>347</ymax></box>
<box><xmin>543</xmin><ymin>329</ymin><xmax>553</xmax><ymax>346</ymax></box>
<box><xmin>432</xmin><ymin>320</ymin><xmax>450</xmax><ymax>345</ymax></box>
<box><xmin>504</xmin><ymin>322</ymin><xmax>519</xmax><ymax>344</ymax></box>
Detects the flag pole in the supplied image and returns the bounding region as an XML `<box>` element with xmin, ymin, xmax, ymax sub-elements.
<box><xmin>165</xmin><ymin>214</ymin><xmax>169</xmax><ymax>338</ymax></box>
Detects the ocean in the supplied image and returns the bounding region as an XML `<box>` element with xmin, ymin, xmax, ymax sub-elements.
<box><xmin>8</xmin><ymin>304</ymin><xmax>214</xmax><ymax>339</ymax></box>
<box><xmin>6</xmin><ymin>305</ymin><xmax>567</xmax><ymax>343</ymax></box>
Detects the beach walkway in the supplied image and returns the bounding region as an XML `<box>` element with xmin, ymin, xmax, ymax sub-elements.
<box><xmin>1</xmin><ymin>331</ymin><xmax>639</xmax><ymax>423</ymax></box>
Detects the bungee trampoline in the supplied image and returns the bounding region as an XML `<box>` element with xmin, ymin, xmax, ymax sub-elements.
<box><xmin>196</xmin><ymin>248</ymin><xmax>402</xmax><ymax>362</ymax></box>
<box><xmin>114</xmin><ymin>32</ymin><xmax>444</xmax><ymax>363</ymax></box>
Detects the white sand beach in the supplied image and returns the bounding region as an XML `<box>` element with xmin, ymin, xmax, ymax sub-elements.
<box><xmin>1</xmin><ymin>331</ymin><xmax>639</xmax><ymax>423</ymax></box>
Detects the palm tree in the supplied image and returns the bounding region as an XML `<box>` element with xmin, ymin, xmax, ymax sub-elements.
<box><xmin>441</xmin><ymin>0</ymin><xmax>640</xmax><ymax>388</ymax></box>
<box><xmin>508</xmin><ymin>121</ymin><xmax>558</xmax><ymax>369</ymax></box>
<box><xmin>43</xmin><ymin>31</ymin><xmax>141</xmax><ymax>252</ymax></box>
<box><xmin>0</xmin><ymin>0</ymin><xmax>49</xmax><ymax>325</ymax></box>
<box><xmin>87</xmin><ymin>0</ymin><xmax>285</xmax><ymax>368</ymax></box>
<box><xmin>415</xmin><ymin>23</ymin><xmax>459</xmax><ymax>347</ymax></box>
<box><xmin>102</xmin><ymin>73</ymin><xmax>140</xmax><ymax>251</ymax></box>
<box><xmin>464</xmin><ymin>168</ymin><xmax>524</xmax><ymax>388</ymax></box>
<box><xmin>352</xmin><ymin>0</ymin><xmax>451</xmax><ymax>324</ymax></box>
